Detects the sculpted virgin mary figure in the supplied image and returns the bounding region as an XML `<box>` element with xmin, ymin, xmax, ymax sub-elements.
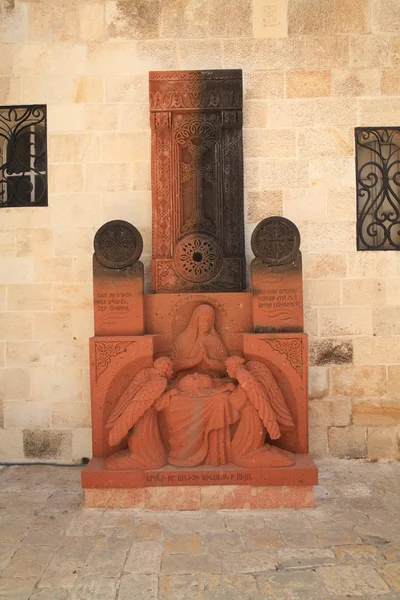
<box><xmin>157</xmin><ymin>303</ymin><xmax>237</xmax><ymax>466</ymax></box>
<box><xmin>172</xmin><ymin>304</ymin><xmax>228</xmax><ymax>378</ymax></box>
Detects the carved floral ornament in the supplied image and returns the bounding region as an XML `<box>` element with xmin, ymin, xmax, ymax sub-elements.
<box><xmin>149</xmin><ymin>70</ymin><xmax>242</xmax><ymax>111</ymax></box>
<box><xmin>175</xmin><ymin>119</ymin><xmax>218</xmax><ymax>148</ymax></box>
<box><xmin>174</xmin><ymin>234</ymin><xmax>223</xmax><ymax>283</ymax></box>
<box><xmin>263</xmin><ymin>338</ymin><xmax>303</xmax><ymax>378</ymax></box>
<box><xmin>95</xmin><ymin>341</ymin><xmax>135</xmax><ymax>381</ymax></box>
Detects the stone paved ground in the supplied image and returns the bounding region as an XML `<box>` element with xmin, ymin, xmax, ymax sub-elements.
<box><xmin>0</xmin><ymin>459</ymin><xmax>399</xmax><ymax>600</ymax></box>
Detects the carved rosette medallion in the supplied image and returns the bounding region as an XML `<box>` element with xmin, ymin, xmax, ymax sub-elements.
<box><xmin>155</xmin><ymin>258</ymin><xmax>242</xmax><ymax>292</ymax></box>
<box><xmin>251</xmin><ymin>217</ymin><xmax>300</xmax><ymax>266</ymax></box>
<box><xmin>94</xmin><ymin>220</ymin><xmax>143</xmax><ymax>269</ymax></box>
<box><xmin>174</xmin><ymin>234</ymin><xmax>223</xmax><ymax>283</ymax></box>
<box><xmin>262</xmin><ymin>338</ymin><xmax>303</xmax><ymax>378</ymax></box>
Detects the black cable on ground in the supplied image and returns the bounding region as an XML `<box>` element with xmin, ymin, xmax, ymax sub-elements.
<box><xmin>0</xmin><ymin>458</ymin><xmax>90</xmax><ymax>468</ymax></box>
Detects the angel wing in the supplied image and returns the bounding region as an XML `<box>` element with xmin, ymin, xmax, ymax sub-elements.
<box><xmin>107</xmin><ymin>376</ymin><xmax>168</xmax><ymax>447</ymax></box>
<box><xmin>246</xmin><ymin>361</ymin><xmax>295</xmax><ymax>429</ymax></box>
<box><xmin>237</xmin><ymin>366</ymin><xmax>281</xmax><ymax>440</ymax></box>
<box><xmin>106</xmin><ymin>368</ymin><xmax>152</xmax><ymax>428</ymax></box>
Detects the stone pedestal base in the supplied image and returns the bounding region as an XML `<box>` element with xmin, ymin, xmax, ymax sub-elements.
<box><xmin>85</xmin><ymin>485</ymin><xmax>314</xmax><ymax>509</ymax></box>
<box><xmin>82</xmin><ymin>454</ymin><xmax>317</xmax><ymax>509</ymax></box>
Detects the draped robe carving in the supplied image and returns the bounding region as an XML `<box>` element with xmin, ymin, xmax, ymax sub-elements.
<box><xmin>105</xmin><ymin>304</ymin><xmax>296</xmax><ymax>471</ymax></box>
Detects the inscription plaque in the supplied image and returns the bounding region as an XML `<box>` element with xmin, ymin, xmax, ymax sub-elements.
<box><xmin>251</xmin><ymin>218</ymin><xmax>303</xmax><ymax>333</ymax></box>
<box><xmin>93</xmin><ymin>220</ymin><xmax>144</xmax><ymax>336</ymax></box>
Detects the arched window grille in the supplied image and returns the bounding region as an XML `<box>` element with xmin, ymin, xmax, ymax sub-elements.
<box><xmin>0</xmin><ymin>105</ymin><xmax>47</xmax><ymax>208</ymax></box>
<box><xmin>356</xmin><ymin>127</ymin><xmax>400</xmax><ymax>250</ymax></box>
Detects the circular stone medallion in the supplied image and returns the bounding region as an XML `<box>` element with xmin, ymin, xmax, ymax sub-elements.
<box><xmin>94</xmin><ymin>220</ymin><xmax>143</xmax><ymax>269</ymax></box>
<box><xmin>174</xmin><ymin>234</ymin><xmax>223</xmax><ymax>283</ymax></box>
<box><xmin>251</xmin><ymin>217</ymin><xmax>300</xmax><ymax>266</ymax></box>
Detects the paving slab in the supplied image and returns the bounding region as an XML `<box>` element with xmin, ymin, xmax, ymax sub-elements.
<box><xmin>69</xmin><ymin>577</ymin><xmax>118</xmax><ymax>600</ymax></box>
<box><xmin>317</xmin><ymin>565</ymin><xmax>390</xmax><ymax>597</ymax></box>
<box><xmin>0</xmin><ymin>459</ymin><xmax>397</xmax><ymax>599</ymax></box>
<box><xmin>159</xmin><ymin>574</ymin><xmax>203</xmax><ymax>600</ymax></box>
<box><xmin>118</xmin><ymin>573</ymin><xmax>158</xmax><ymax>600</ymax></box>
<box><xmin>256</xmin><ymin>569</ymin><xmax>328</xmax><ymax>600</ymax></box>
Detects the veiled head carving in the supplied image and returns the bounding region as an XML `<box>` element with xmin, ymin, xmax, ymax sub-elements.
<box><xmin>172</xmin><ymin>303</ymin><xmax>229</xmax><ymax>378</ymax></box>
<box><xmin>174</xmin><ymin>304</ymin><xmax>220</xmax><ymax>356</ymax></box>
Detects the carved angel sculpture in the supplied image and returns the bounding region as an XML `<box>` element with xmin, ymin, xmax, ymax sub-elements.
<box><xmin>225</xmin><ymin>356</ymin><xmax>296</xmax><ymax>468</ymax></box>
<box><xmin>105</xmin><ymin>357</ymin><xmax>174</xmax><ymax>471</ymax></box>
<box><xmin>246</xmin><ymin>360</ymin><xmax>296</xmax><ymax>432</ymax></box>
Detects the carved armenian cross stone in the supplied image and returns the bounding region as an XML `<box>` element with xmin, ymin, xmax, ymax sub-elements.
<box><xmin>83</xmin><ymin>70</ymin><xmax>318</xmax><ymax>510</ymax></box>
<box><xmin>149</xmin><ymin>70</ymin><xmax>246</xmax><ymax>292</ymax></box>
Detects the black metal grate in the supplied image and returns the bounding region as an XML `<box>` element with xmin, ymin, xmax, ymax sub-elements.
<box><xmin>356</xmin><ymin>127</ymin><xmax>400</xmax><ymax>250</ymax></box>
<box><xmin>0</xmin><ymin>105</ymin><xmax>47</xmax><ymax>208</ymax></box>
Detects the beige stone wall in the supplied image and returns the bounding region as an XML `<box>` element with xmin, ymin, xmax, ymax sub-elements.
<box><xmin>0</xmin><ymin>0</ymin><xmax>399</xmax><ymax>463</ymax></box>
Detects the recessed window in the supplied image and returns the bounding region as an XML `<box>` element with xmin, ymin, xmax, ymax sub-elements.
<box><xmin>0</xmin><ymin>105</ymin><xmax>47</xmax><ymax>208</ymax></box>
<box><xmin>356</xmin><ymin>127</ymin><xmax>400</xmax><ymax>250</ymax></box>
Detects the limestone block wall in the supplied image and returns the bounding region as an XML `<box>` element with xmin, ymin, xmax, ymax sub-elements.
<box><xmin>0</xmin><ymin>0</ymin><xmax>399</xmax><ymax>462</ymax></box>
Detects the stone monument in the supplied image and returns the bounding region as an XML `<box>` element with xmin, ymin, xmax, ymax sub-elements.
<box><xmin>82</xmin><ymin>70</ymin><xmax>318</xmax><ymax>509</ymax></box>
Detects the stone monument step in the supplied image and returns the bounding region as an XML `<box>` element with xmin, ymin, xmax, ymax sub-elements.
<box><xmin>82</xmin><ymin>454</ymin><xmax>317</xmax><ymax>509</ymax></box>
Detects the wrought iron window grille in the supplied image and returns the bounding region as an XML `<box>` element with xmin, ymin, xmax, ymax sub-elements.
<box><xmin>0</xmin><ymin>104</ymin><xmax>47</xmax><ymax>208</ymax></box>
<box><xmin>356</xmin><ymin>127</ymin><xmax>400</xmax><ymax>250</ymax></box>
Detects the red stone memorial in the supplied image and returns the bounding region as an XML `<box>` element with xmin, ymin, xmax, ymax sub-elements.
<box><xmin>82</xmin><ymin>70</ymin><xmax>318</xmax><ymax>509</ymax></box>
